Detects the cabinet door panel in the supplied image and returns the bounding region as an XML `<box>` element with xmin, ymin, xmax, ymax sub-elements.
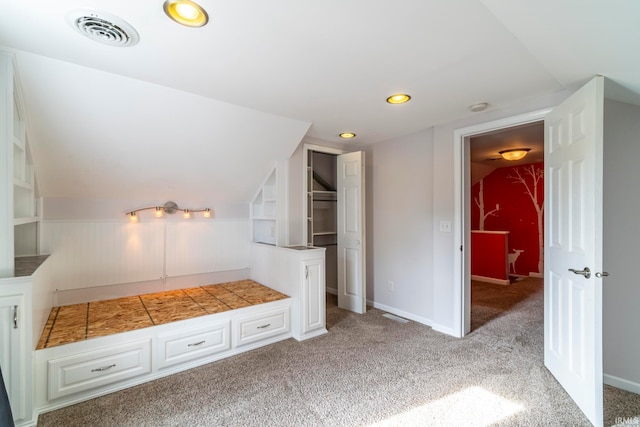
<box><xmin>0</xmin><ymin>294</ymin><xmax>26</xmax><ymax>421</ymax></box>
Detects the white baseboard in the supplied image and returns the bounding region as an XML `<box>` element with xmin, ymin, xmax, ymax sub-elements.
<box><xmin>53</xmin><ymin>269</ymin><xmax>250</xmax><ymax>306</ymax></box>
<box><xmin>372</xmin><ymin>301</ymin><xmax>432</xmax><ymax>326</ymax></box>
<box><xmin>604</xmin><ymin>373</ymin><xmax>640</xmax><ymax>394</ymax></box>
<box><xmin>326</xmin><ymin>287</ymin><xmax>337</xmax><ymax>295</ymax></box>
<box><xmin>471</xmin><ymin>275</ymin><xmax>510</xmax><ymax>285</ymax></box>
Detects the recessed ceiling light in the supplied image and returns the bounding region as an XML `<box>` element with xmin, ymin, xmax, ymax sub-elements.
<box><xmin>163</xmin><ymin>0</ymin><xmax>209</xmax><ymax>27</ymax></box>
<box><xmin>386</xmin><ymin>94</ymin><xmax>411</xmax><ymax>104</ymax></box>
<box><xmin>339</xmin><ymin>132</ymin><xmax>356</xmax><ymax>139</ymax></box>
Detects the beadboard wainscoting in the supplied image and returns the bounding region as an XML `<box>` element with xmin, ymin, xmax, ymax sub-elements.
<box><xmin>40</xmin><ymin>219</ymin><xmax>251</xmax><ymax>299</ymax></box>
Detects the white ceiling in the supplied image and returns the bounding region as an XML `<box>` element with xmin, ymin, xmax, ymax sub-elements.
<box><xmin>0</xmin><ymin>0</ymin><xmax>638</xmax><ymax>204</ymax></box>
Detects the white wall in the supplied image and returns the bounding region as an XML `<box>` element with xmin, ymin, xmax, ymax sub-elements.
<box><xmin>603</xmin><ymin>98</ymin><xmax>640</xmax><ymax>391</ymax></box>
<box><xmin>359</xmin><ymin>91</ymin><xmax>571</xmax><ymax>334</ymax></box>
<box><xmin>364</xmin><ymin>130</ymin><xmax>435</xmax><ymax>324</ymax></box>
<box><xmin>39</xmin><ymin>198</ymin><xmax>251</xmax><ymax>303</ymax></box>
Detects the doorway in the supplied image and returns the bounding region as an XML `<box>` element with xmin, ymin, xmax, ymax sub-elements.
<box><xmin>302</xmin><ymin>143</ymin><xmax>367</xmax><ymax>315</ymax></box>
<box><xmin>468</xmin><ymin>122</ymin><xmax>545</xmax><ymax>331</ymax></box>
<box><xmin>453</xmin><ymin>109</ymin><xmax>551</xmax><ymax>337</ymax></box>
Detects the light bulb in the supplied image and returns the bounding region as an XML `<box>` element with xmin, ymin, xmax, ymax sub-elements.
<box><xmin>386</xmin><ymin>94</ymin><xmax>411</xmax><ymax>104</ymax></box>
<box><xmin>176</xmin><ymin>3</ymin><xmax>199</xmax><ymax>19</ymax></box>
<box><xmin>183</xmin><ymin>209</ymin><xmax>191</xmax><ymax>219</ymax></box>
<box><xmin>155</xmin><ymin>207</ymin><xmax>163</xmax><ymax>218</ymax></box>
<box><xmin>129</xmin><ymin>212</ymin><xmax>138</xmax><ymax>222</ymax></box>
<box><xmin>203</xmin><ymin>208</ymin><xmax>211</xmax><ymax>218</ymax></box>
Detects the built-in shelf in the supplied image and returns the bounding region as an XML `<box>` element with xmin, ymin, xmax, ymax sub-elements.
<box><xmin>13</xmin><ymin>217</ymin><xmax>39</xmax><ymax>226</ymax></box>
<box><xmin>251</xmin><ymin>161</ymin><xmax>287</xmax><ymax>246</ymax></box>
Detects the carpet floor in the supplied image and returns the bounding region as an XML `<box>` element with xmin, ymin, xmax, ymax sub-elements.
<box><xmin>37</xmin><ymin>278</ymin><xmax>640</xmax><ymax>426</ymax></box>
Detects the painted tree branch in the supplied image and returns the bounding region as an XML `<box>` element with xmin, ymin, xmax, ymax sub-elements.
<box><xmin>509</xmin><ymin>165</ymin><xmax>544</xmax><ymax>273</ymax></box>
<box><xmin>475</xmin><ymin>178</ymin><xmax>499</xmax><ymax>230</ymax></box>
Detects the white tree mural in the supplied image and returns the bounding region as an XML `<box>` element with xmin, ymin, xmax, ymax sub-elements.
<box><xmin>474</xmin><ymin>178</ymin><xmax>499</xmax><ymax>230</ymax></box>
<box><xmin>509</xmin><ymin>165</ymin><xmax>544</xmax><ymax>274</ymax></box>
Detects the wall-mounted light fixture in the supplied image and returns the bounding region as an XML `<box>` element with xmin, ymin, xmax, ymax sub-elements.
<box><xmin>499</xmin><ymin>148</ymin><xmax>530</xmax><ymax>161</ymax></box>
<box><xmin>127</xmin><ymin>201</ymin><xmax>212</xmax><ymax>222</ymax></box>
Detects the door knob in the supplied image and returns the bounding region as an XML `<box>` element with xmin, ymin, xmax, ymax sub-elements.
<box><xmin>568</xmin><ymin>267</ymin><xmax>591</xmax><ymax>279</ymax></box>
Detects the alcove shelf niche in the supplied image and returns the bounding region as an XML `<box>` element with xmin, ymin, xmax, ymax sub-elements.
<box><xmin>250</xmin><ymin>161</ymin><xmax>288</xmax><ymax>246</ymax></box>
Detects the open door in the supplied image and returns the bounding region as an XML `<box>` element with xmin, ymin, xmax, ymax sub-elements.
<box><xmin>544</xmin><ymin>76</ymin><xmax>604</xmax><ymax>426</ymax></box>
<box><xmin>337</xmin><ymin>151</ymin><xmax>366</xmax><ymax>313</ymax></box>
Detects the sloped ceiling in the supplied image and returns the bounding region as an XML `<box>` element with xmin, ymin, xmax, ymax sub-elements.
<box><xmin>0</xmin><ymin>0</ymin><xmax>639</xmax><ymax>204</ymax></box>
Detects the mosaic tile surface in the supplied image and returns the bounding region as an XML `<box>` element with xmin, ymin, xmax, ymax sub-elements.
<box><xmin>36</xmin><ymin>280</ymin><xmax>288</xmax><ymax>350</ymax></box>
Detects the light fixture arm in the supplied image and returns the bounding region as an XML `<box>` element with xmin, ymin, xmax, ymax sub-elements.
<box><xmin>126</xmin><ymin>201</ymin><xmax>212</xmax><ymax>220</ymax></box>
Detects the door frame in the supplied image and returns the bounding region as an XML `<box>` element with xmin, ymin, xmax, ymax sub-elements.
<box><xmin>452</xmin><ymin>108</ymin><xmax>551</xmax><ymax>338</ymax></box>
<box><xmin>302</xmin><ymin>143</ymin><xmax>346</xmax><ymax>248</ymax></box>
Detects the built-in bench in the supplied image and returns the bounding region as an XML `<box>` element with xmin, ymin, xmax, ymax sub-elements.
<box><xmin>34</xmin><ymin>281</ymin><xmax>293</xmax><ymax>415</ymax></box>
<box><xmin>31</xmin><ymin>243</ymin><xmax>328</xmax><ymax>421</ymax></box>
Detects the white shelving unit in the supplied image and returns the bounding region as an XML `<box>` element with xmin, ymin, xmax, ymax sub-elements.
<box><xmin>12</xmin><ymin>100</ymin><xmax>38</xmax><ymax>226</ymax></box>
<box><xmin>251</xmin><ymin>161</ymin><xmax>287</xmax><ymax>246</ymax></box>
<box><xmin>305</xmin><ymin>150</ymin><xmax>338</xmax><ymax>291</ymax></box>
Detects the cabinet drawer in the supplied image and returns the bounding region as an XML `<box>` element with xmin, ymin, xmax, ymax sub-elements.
<box><xmin>158</xmin><ymin>320</ymin><xmax>230</xmax><ymax>369</ymax></box>
<box><xmin>234</xmin><ymin>306</ymin><xmax>290</xmax><ymax>347</ymax></box>
<box><xmin>48</xmin><ymin>339</ymin><xmax>151</xmax><ymax>400</ymax></box>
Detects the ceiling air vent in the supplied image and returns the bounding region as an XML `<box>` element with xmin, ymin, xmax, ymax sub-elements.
<box><xmin>66</xmin><ymin>9</ymin><xmax>139</xmax><ymax>47</ymax></box>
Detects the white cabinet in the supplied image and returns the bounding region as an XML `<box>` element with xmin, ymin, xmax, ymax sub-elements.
<box><xmin>302</xmin><ymin>258</ymin><xmax>325</xmax><ymax>335</ymax></box>
<box><xmin>157</xmin><ymin>320</ymin><xmax>230</xmax><ymax>369</ymax></box>
<box><xmin>0</xmin><ymin>284</ymin><xmax>32</xmax><ymax>426</ymax></box>
<box><xmin>251</xmin><ymin>160</ymin><xmax>288</xmax><ymax>246</ymax></box>
<box><xmin>249</xmin><ymin>243</ymin><xmax>327</xmax><ymax>341</ymax></box>
<box><xmin>34</xmin><ymin>298</ymin><xmax>293</xmax><ymax>417</ymax></box>
<box><xmin>233</xmin><ymin>306</ymin><xmax>290</xmax><ymax>347</ymax></box>
<box><xmin>47</xmin><ymin>340</ymin><xmax>152</xmax><ymax>400</ymax></box>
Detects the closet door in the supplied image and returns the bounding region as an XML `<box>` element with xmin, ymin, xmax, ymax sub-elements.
<box><xmin>337</xmin><ymin>151</ymin><xmax>365</xmax><ymax>313</ymax></box>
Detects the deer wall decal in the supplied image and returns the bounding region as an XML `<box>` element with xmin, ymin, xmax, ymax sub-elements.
<box><xmin>508</xmin><ymin>249</ymin><xmax>524</xmax><ymax>274</ymax></box>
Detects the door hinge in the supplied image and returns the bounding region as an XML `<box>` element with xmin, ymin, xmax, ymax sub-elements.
<box><xmin>460</xmin><ymin>245</ymin><xmax>463</xmax><ymax>252</ymax></box>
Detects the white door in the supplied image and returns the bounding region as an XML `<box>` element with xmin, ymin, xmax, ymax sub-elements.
<box><xmin>337</xmin><ymin>151</ymin><xmax>366</xmax><ymax>313</ymax></box>
<box><xmin>544</xmin><ymin>76</ymin><xmax>604</xmax><ymax>426</ymax></box>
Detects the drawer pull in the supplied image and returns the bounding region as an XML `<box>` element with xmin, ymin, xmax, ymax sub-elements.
<box><xmin>257</xmin><ymin>323</ymin><xmax>271</xmax><ymax>329</ymax></box>
<box><xmin>187</xmin><ymin>340</ymin><xmax>205</xmax><ymax>347</ymax></box>
<box><xmin>91</xmin><ymin>364</ymin><xmax>116</xmax><ymax>373</ymax></box>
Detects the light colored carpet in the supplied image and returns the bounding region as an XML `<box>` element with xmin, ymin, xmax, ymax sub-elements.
<box><xmin>37</xmin><ymin>278</ymin><xmax>640</xmax><ymax>426</ymax></box>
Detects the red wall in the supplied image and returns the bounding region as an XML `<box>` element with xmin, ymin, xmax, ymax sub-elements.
<box><xmin>471</xmin><ymin>163</ymin><xmax>544</xmax><ymax>275</ymax></box>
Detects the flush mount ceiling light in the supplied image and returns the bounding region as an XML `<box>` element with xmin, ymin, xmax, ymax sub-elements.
<box><xmin>499</xmin><ymin>148</ymin><xmax>531</xmax><ymax>161</ymax></box>
<box><xmin>470</xmin><ymin>102</ymin><xmax>489</xmax><ymax>112</ymax></box>
<box><xmin>66</xmin><ymin>9</ymin><xmax>139</xmax><ymax>47</ymax></box>
<box><xmin>386</xmin><ymin>94</ymin><xmax>411</xmax><ymax>104</ymax></box>
<box><xmin>163</xmin><ymin>0</ymin><xmax>209</xmax><ymax>27</ymax></box>
<box><xmin>339</xmin><ymin>132</ymin><xmax>356</xmax><ymax>139</ymax></box>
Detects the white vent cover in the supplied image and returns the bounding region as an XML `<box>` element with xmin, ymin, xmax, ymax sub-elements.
<box><xmin>66</xmin><ymin>9</ymin><xmax>139</xmax><ymax>47</ymax></box>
